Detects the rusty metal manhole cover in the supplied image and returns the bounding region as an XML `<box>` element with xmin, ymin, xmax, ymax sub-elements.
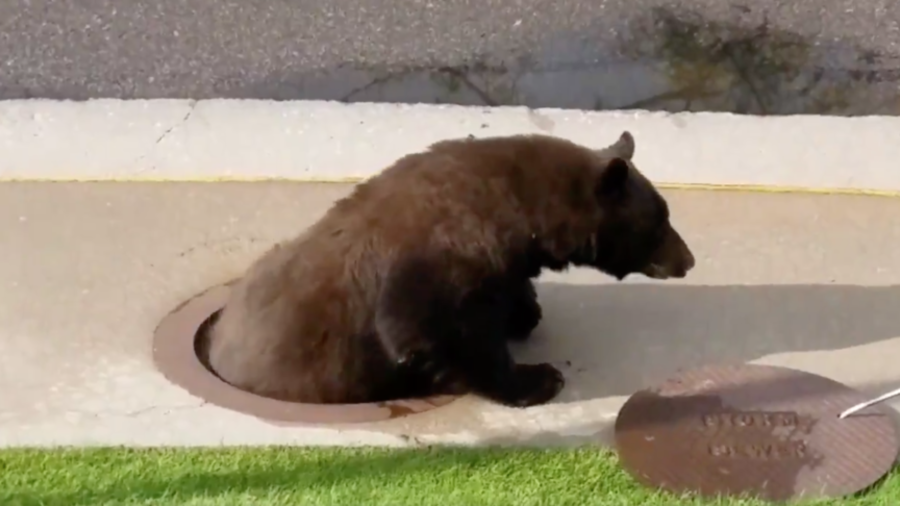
<box><xmin>152</xmin><ymin>282</ymin><xmax>460</xmax><ymax>426</ymax></box>
<box><xmin>614</xmin><ymin>363</ymin><xmax>898</xmax><ymax>502</ymax></box>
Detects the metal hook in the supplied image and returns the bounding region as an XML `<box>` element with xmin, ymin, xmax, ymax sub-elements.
<box><xmin>838</xmin><ymin>385</ymin><xmax>900</xmax><ymax>419</ymax></box>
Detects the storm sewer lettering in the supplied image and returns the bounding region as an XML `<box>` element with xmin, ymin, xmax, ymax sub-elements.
<box><xmin>700</xmin><ymin>411</ymin><xmax>809</xmax><ymax>460</ymax></box>
<box><xmin>701</xmin><ymin>411</ymin><xmax>799</xmax><ymax>429</ymax></box>
<box><xmin>708</xmin><ymin>441</ymin><xmax>808</xmax><ymax>459</ymax></box>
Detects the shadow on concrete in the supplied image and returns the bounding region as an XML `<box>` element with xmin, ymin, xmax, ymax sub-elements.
<box><xmin>480</xmin><ymin>379</ymin><xmax>900</xmax><ymax>450</ymax></box>
<box><xmin>361</xmin><ymin>283</ymin><xmax>900</xmax><ymax>449</ymax></box>
<box><xmin>514</xmin><ymin>282</ymin><xmax>900</xmax><ymax>402</ymax></box>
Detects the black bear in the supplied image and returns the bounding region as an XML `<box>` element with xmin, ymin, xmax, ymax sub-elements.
<box><xmin>206</xmin><ymin>131</ymin><xmax>696</xmax><ymax>407</ymax></box>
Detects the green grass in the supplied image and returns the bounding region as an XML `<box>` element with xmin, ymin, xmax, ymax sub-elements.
<box><xmin>1</xmin><ymin>446</ymin><xmax>898</xmax><ymax>506</ymax></box>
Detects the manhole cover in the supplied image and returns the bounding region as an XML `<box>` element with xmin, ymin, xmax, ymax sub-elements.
<box><xmin>614</xmin><ymin>363</ymin><xmax>898</xmax><ymax>502</ymax></box>
<box><xmin>152</xmin><ymin>282</ymin><xmax>460</xmax><ymax>425</ymax></box>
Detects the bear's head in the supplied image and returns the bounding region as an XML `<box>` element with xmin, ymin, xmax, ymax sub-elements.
<box><xmin>572</xmin><ymin>131</ymin><xmax>695</xmax><ymax>281</ymax></box>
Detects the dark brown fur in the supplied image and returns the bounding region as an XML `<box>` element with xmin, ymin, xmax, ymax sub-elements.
<box><xmin>207</xmin><ymin>132</ymin><xmax>695</xmax><ymax>407</ymax></box>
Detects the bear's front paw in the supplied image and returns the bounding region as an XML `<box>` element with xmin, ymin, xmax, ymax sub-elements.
<box><xmin>503</xmin><ymin>363</ymin><xmax>565</xmax><ymax>408</ymax></box>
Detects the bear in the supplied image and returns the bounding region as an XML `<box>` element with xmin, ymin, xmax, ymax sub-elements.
<box><xmin>205</xmin><ymin>131</ymin><xmax>695</xmax><ymax>408</ymax></box>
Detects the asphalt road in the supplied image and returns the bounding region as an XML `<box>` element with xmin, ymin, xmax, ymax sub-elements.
<box><xmin>2</xmin><ymin>0</ymin><xmax>899</xmax><ymax>114</ymax></box>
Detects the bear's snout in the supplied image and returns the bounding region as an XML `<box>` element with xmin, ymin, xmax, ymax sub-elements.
<box><xmin>642</xmin><ymin>226</ymin><xmax>695</xmax><ymax>280</ymax></box>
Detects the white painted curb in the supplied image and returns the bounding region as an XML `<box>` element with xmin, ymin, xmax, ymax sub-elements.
<box><xmin>1</xmin><ymin>98</ymin><xmax>899</xmax><ymax>191</ymax></box>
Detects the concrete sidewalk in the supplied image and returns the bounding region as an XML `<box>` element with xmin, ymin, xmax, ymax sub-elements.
<box><xmin>3</xmin><ymin>182</ymin><xmax>900</xmax><ymax>447</ymax></box>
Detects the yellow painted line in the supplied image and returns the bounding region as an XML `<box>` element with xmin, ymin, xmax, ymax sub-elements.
<box><xmin>1</xmin><ymin>176</ymin><xmax>899</xmax><ymax>198</ymax></box>
<box><xmin>656</xmin><ymin>182</ymin><xmax>900</xmax><ymax>199</ymax></box>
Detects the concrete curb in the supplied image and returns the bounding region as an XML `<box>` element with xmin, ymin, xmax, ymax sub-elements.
<box><xmin>1</xmin><ymin>99</ymin><xmax>900</xmax><ymax>194</ymax></box>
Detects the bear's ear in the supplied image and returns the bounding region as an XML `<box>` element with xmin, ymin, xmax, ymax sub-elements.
<box><xmin>595</xmin><ymin>157</ymin><xmax>630</xmax><ymax>197</ymax></box>
<box><xmin>594</xmin><ymin>131</ymin><xmax>635</xmax><ymax>160</ymax></box>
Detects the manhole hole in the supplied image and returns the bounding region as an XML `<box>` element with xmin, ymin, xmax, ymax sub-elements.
<box><xmin>152</xmin><ymin>282</ymin><xmax>460</xmax><ymax>425</ymax></box>
<box><xmin>614</xmin><ymin>363</ymin><xmax>898</xmax><ymax>502</ymax></box>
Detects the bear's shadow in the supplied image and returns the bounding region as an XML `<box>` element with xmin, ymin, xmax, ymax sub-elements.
<box><xmin>511</xmin><ymin>282</ymin><xmax>900</xmax><ymax>404</ymax></box>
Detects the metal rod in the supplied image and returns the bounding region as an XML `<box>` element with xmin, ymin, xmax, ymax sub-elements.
<box><xmin>838</xmin><ymin>386</ymin><xmax>900</xmax><ymax>419</ymax></box>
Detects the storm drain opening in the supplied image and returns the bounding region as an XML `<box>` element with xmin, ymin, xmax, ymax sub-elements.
<box><xmin>152</xmin><ymin>282</ymin><xmax>459</xmax><ymax>426</ymax></box>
